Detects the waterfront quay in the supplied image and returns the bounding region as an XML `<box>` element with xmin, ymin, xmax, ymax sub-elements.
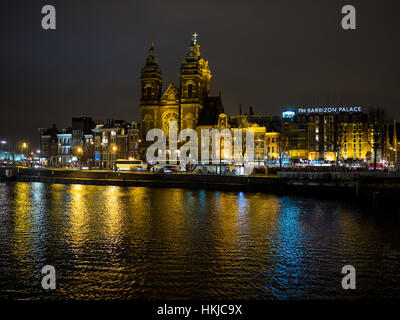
<box><xmin>2</xmin><ymin>167</ymin><xmax>400</xmax><ymax>210</ymax></box>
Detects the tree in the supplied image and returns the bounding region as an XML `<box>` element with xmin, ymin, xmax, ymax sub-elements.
<box><xmin>365</xmin><ymin>107</ymin><xmax>386</xmax><ymax>170</ymax></box>
<box><xmin>334</xmin><ymin>121</ymin><xmax>345</xmax><ymax>166</ymax></box>
<box><xmin>277</xmin><ymin>124</ymin><xmax>290</xmax><ymax>168</ymax></box>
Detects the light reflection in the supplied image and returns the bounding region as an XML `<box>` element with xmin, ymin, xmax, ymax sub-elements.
<box><xmin>103</xmin><ymin>186</ymin><xmax>124</xmax><ymax>243</ymax></box>
<box><xmin>2</xmin><ymin>182</ymin><xmax>400</xmax><ymax>299</ymax></box>
<box><xmin>11</xmin><ymin>183</ymin><xmax>34</xmax><ymax>272</ymax></box>
<box><xmin>265</xmin><ymin>197</ymin><xmax>308</xmax><ymax>299</ymax></box>
<box><xmin>68</xmin><ymin>184</ymin><xmax>90</xmax><ymax>249</ymax></box>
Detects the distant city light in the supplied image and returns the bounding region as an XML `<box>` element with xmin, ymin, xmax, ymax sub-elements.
<box><xmin>282</xmin><ymin>111</ymin><xmax>295</xmax><ymax>119</ymax></box>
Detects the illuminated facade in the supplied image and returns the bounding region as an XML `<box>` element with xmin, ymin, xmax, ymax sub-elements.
<box><xmin>128</xmin><ymin>121</ymin><xmax>140</xmax><ymax>160</ymax></box>
<box><xmin>93</xmin><ymin>120</ymin><xmax>131</xmax><ymax>169</ymax></box>
<box><xmin>282</xmin><ymin>108</ymin><xmax>389</xmax><ymax>164</ymax></box>
<box><xmin>265</xmin><ymin>132</ymin><xmax>279</xmax><ymax>162</ymax></box>
<box><xmin>309</xmin><ymin>112</ymin><xmax>372</xmax><ymax>162</ymax></box>
<box><xmin>385</xmin><ymin>120</ymin><xmax>400</xmax><ymax>167</ymax></box>
<box><xmin>229</xmin><ymin>114</ymin><xmax>280</xmax><ymax>165</ymax></box>
<box><xmin>57</xmin><ymin>128</ymin><xmax>72</xmax><ymax>166</ymax></box>
<box><xmin>139</xmin><ymin>33</ymin><xmax>221</xmax><ymax>159</ymax></box>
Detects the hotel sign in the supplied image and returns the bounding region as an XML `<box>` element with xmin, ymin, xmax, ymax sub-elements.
<box><xmin>297</xmin><ymin>106</ymin><xmax>362</xmax><ymax>114</ymax></box>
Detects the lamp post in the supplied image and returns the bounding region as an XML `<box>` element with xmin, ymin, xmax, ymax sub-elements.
<box><xmin>22</xmin><ymin>142</ymin><xmax>28</xmax><ymax>159</ymax></box>
<box><xmin>77</xmin><ymin>147</ymin><xmax>83</xmax><ymax>168</ymax></box>
<box><xmin>112</xmin><ymin>145</ymin><xmax>117</xmax><ymax>170</ymax></box>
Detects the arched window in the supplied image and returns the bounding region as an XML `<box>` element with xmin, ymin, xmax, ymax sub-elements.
<box><xmin>146</xmin><ymin>87</ymin><xmax>152</xmax><ymax>98</ymax></box>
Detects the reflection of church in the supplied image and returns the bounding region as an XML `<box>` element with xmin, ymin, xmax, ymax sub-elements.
<box><xmin>139</xmin><ymin>33</ymin><xmax>224</xmax><ymax>158</ymax></box>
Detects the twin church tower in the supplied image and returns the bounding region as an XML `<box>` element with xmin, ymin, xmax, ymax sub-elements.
<box><xmin>139</xmin><ymin>33</ymin><xmax>224</xmax><ymax>156</ymax></box>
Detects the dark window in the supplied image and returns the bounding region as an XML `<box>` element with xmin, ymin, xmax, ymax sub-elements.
<box><xmin>188</xmin><ymin>84</ymin><xmax>193</xmax><ymax>98</ymax></box>
<box><xmin>146</xmin><ymin>87</ymin><xmax>152</xmax><ymax>98</ymax></box>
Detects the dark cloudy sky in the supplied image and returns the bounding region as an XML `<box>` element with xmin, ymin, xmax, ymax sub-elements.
<box><xmin>1</xmin><ymin>0</ymin><xmax>399</xmax><ymax>148</ymax></box>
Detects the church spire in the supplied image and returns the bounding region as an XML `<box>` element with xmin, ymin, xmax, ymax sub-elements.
<box><xmin>144</xmin><ymin>40</ymin><xmax>159</xmax><ymax>67</ymax></box>
<box><xmin>185</xmin><ymin>33</ymin><xmax>201</xmax><ymax>59</ymax></box>
<box><xmin>141</xmin><ymin>40</ymin><xmax>162</xmax><ymax>104</ymax></box>
<box><xmin>180</xmin><ymin>33</ymin><xmax>211</xmax><ymax>101</ymax></box>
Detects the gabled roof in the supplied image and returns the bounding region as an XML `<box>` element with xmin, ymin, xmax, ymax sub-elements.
<box><xmin>161</xmin><ymin>82</ymin><xmax>180</xmax><ymax>104</ymax></box>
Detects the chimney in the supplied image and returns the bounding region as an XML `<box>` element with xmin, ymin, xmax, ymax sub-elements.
<box><xmin>239</xmin><ymin>104</ymin><xmax>242</xmax><ymax>115</ymax></box>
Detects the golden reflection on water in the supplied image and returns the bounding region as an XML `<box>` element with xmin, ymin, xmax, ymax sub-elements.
<box><xmin>3</xmin><ymin>182</ymin><xmax>400</xmax><ymax>299</ymax></box>
<box><xmin>103</xmin><ymin>186</ymin><xmax>124</xmax><ymax>241</ymax></box>
<box><xmin>148</xmin><ymin>188</ymin><xmax>190</xmax><ymax>260</ymax></box>
<box><xmin>126</xmin><ymin>187</ymin><xmax>149</xmax><ymax>226</ymax></box>
<box><xmin>68</xmin><ymin>184</ymin><xmax>90</xmax><ymax>248</ymax></box>
<box><xmin>11</xmin><ymin>183</ymin><xmax>33</xmax><ymax>268</ymax></box>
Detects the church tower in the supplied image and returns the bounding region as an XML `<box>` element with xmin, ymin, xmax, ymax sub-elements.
<box><xmin>140</xmin><ymin>41</ymin><xmax>162</xmax><ymax>105</ymax></box>
<box><xmin>179</xmin><ymin>33</ymin><xmax>212</xmax><ymax>130</ymax></box>
<box><xmin>140</xmin><ymin>42</ymin><xmax>163</xmax><ymax>157</ymax></box>
<box><xmin>138</xmin><ymin>34</ymin><xmax>222</xmax><ymax>160</ymax></box>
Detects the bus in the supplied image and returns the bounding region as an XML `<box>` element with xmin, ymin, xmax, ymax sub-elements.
<box><xmin>115</xmin><ymin>159</ymin><xmax>145</xmax><ymax>171</ymax></box>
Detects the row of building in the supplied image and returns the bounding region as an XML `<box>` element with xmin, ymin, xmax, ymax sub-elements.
<box><xmin>38</xmin><ymin>33</ymin><xmax>400</xmax><ymax>169</ymax></box>
<box><xmin>38</xmin><ymin>108</ymin><xmax>400</xmax><ymax>169</ymax></box>
<box><xmin>39</xmin><ymin>117</ymin><xmax>140</xmax><ymax>168</ymax></box>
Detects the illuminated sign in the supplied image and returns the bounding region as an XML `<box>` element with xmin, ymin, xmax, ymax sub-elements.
<box><xmin>282</xmin><ymin>111</ymin><xmax>295</xmax><ymax>119</ymax></box>
<box><xmin>297</xmin><ymin>106</ymin><xmax>362</xmax><ymax>114</ymax></box>
<box><xmin>95</xmin><ymin>153</ymin><xmax>101</xmax><ymax>161</ymax></box>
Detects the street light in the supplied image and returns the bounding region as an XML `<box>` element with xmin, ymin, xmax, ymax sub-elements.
<box><xmin>111</xmin><ymin>145</ymin><xmax>118</xmax><ymax>170</ymax></box>
<box><xmin>76</xmin><ymin>147</ymin><xmax>83</xmax><ymax>166</ymax></box>
<box><xmin>21</xmin><ymin>142</ymin><xmax>28</xmax><ymax>157</ymax></box>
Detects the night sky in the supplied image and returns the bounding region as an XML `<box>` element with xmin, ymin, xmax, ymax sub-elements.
<box><xmin>1</xmin><ymin>0</ymin><xmax>399</xmax><ymax>149</ymax></box>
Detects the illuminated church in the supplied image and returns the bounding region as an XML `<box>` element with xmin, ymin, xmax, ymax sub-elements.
<box><xmin>139</xmin><ymin>33</ymin><xmax>224</xmax><ymax>158</ymax></box>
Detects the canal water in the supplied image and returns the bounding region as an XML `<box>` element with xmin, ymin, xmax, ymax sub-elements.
<box><xmin>0</xmin><ymin>182</ymin><xmax>399</xmax><ymax>300</ymax></box>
